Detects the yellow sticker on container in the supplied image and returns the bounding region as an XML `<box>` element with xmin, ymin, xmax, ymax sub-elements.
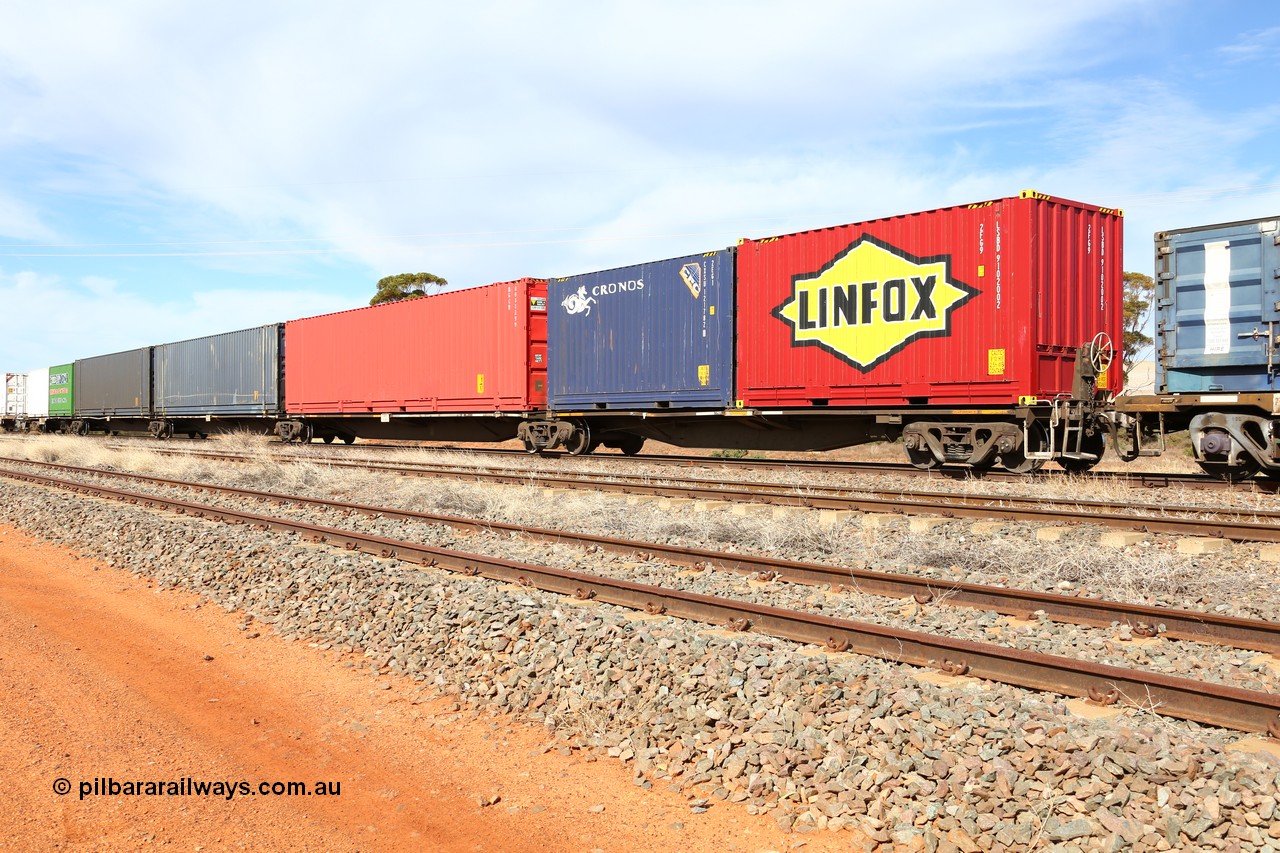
<box><xmin>987</xmin><ymin>349</ymin><xmax>1006</xmax><ymax>376</ymax></box>
<box><xmin>1097</xmin><ymin>368</ymin><xmax>1109</xmax><ymax>390</ymax></box>
<box><xmin>977</xmin><ymin>265</ymin><xmax>985</xmax><ymax>277</ymax></box>
<box><xmin>476</xmin><ymin>374</ymin><xmax>485</xmax><ymax>393</ymax></box>
<box><xmin>698</xmin><ymin>365</ymin><xmax>710</xmax><ymax>386</ymax></box>
<box><xmin>709</xmin><ymin>305</ymin><xmax>715</xmax><ymax>315</ymax></box>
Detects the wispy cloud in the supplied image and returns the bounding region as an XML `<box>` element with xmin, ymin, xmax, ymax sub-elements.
<box><xmin>1217</xmin><ymin>26</ymin><xmax>1280</xmax><ymax>62</ymax></box>
<box><xmin>0</xmin><ymin>0</ymin><xmax>1277</xmax><ymax>367</ymax></box>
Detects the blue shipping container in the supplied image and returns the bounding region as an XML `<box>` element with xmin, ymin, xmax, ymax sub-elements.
<box><xmin>548</xmin><ymin>249</ymin><xmax>735</xmax><ymax>409</ymax></box>
<box><xmin>1156</xmin><ymin>216</ymin><xmax>1280</xmax><ymax>392</ymax></box>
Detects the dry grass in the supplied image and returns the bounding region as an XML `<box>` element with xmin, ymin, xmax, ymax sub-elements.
<box><xmin>868</xmin><ymin>534</ymin><xmax>1246</xmax><ymax>605</ymax></box>
<box><xmin>2</xmin><ymin>433</ymin><xmax>1273</xmax><ymax>613</ymax></box>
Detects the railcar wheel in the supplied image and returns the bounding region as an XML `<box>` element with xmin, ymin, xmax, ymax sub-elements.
<box><xmin>565</xmin><ymin>425</ymin><xmax>592</xmax><ymax>456</ymax></box>
<box><xmin>616</xmin><ymin>434</ymin><xmax>645</xmax><ymax>456</ymax></box>
<box><xmin>322</xmin><ymin>435</ymin><xmax>335</xmax><ymax>444</ymax></box>
<box><xmin>1000</xmin><ymin>424</ymin><xmax>1047</xmax><ymax>474</ymax></box>
<box><xmin>1197</xmin><ymin>428</ymin><xmax>1260</xmax><ymax>482</ymax></box>
<box><xmin>905</xmin><ymin>446</ymin><xmax>940</xmax><ymax>470</ymax></box>
<box><xmin>522</xmin><ymin>438</ymin><xmax>539</xmax><ymax>454</ymax></box>
<box><xmin>1197</xmin><ymin>459</ymin><xmax>1260</xmax><ymax>483</ymax></box>
<box><xmin>342</xmin><ymin>435</ymin><xmax>355</xmax><ymax>445</ymax></box>
<box><xmin>1057</xmin><ymin>432</ymin><xmax>1106</xmax><ymax>473</ymax></box>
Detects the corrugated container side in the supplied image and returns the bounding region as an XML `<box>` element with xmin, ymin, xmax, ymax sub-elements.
<box><xmin>1156</xmin><ymin>216</ymin><xmax>1279</xmax><ymax>392</ymax></box>
<box><xmin>48</xmin><ymin>363</ymin><xmax>74</xmax><ymax>417</ymax></box>
<box><xmin>74</xmin><ymin>348</ymin><xmax>151</xmax><ymax>418</ymax></box>
<box><xmin>735</xmin><ymin>193</ymin><xmax>1123</xmax><ymax>407</ymax></box>
<box><xmin>285</xmin><ymin>279</ymin><xmax>547</xmax><ymax>414</ymax></box>
<box><xmin>154</xmin><ymin>325</ymin><xmax>283</xmax><ymax>416</ymax></box>
<box><xmin>27</xmin><ymin>367</ymin><xmax>50</xmax><ymax>418</ymax></box>
<box><xmin>4</xmin><ymin>372</ymin><xmax>24</xmax><ymax>417</ymax></box>
<box><xmin>548</xmin><ymin>250</ymin><xmax>734</xmax><ymax>409</ymax></box>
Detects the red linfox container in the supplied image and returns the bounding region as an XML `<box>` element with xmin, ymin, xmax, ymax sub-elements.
<box><xmin>285</xmin><ymin>279</ymin><xmax>547</xmax><ymax>414</ymax></box>
<box><xmin>735</xmin><ymin>192</ymin><xmax>1123</xmax><ymax>408</ymax></box>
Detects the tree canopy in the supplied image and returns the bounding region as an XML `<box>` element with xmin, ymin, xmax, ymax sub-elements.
<box><xmin>369</xmin><ymin>272</ymin><xmax>448</xmax><ymax>306</ymax></box>
<box><xmin>1122</xmin><ymin>271</ymin><xmax>1156</xmax><ymax>383</ymax></box>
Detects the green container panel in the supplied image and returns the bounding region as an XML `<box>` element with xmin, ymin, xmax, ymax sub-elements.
<box><xmin>48</xmin><ymin>363</ymin><xmax>74</xmax><ymax>417</ymax></box>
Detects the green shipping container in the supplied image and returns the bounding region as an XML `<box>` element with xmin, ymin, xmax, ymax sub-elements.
<box><xmin>48</xmin><ymin>363</ymin><xmax>74</xmax><ymax>417</ymax></box>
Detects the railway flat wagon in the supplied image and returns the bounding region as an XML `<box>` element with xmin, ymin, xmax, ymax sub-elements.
<box><xmin>281</xmin><ymin>279</ymin><xmax>548</xmax><ymax>443</ymax></box>
<box><xmin>1113</xmin><ymin>215</ymin><xmax>1280</xmax><ymax>480</ymax></box>
<box><xmin>729</xmin><ymin>192</ymin><xmax>1124</xmax><ymax>470</ymax></box>
<box><xmin>533</xmin><ymin>250</ymin><xmax>734</xmax><ymax>455</ymax></box>
<box><xmin>72</xmin><ymin>349</ymin><xmax>151</xmax><ymax>434</ymax></box>
<box><xmin>150</xmin><ymin>324</ymin><xmax>285</xmax><ymax>438</ymax></box>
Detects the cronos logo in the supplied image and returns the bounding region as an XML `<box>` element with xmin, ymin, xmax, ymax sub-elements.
<box><xmin>772</xmin><ymin>235</ymin><xmax>978</xmax><ymax>372</ymax></box>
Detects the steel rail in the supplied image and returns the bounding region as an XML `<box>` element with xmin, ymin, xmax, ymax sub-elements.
<box><xmin>3</xmin><ymin>457</ymin><xmax>1278</xmax><ymax>655</ymax></box>
<box><xmin>87</xmin><ymin>446</ymin><xmax>1280</xmax><ymax>544</ymax></box>
<box><xmin>2</xmin><ymin>465</ymin><xmax>1279</xmax><ymax>736</ymax></box>
<box><xmin>70</xmin><ymin>435</ymin><xmax>1270</xmax><ymax>493</ymax></box>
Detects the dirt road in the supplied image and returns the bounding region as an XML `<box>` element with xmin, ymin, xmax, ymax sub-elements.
<box><xmin>0</xmin><ymin>523</ymin><xmax>848</xmax><ymax>852</ymax></box>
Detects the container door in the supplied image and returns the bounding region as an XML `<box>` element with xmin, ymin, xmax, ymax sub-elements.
<box><xmin>1157</xmin><ymin>218</ymin><xmax>1279</xmax><ymax>392</ymax></box>
<box><xmin>527</xmin><ymin>285</ymin><xmax>548</xmax><ymax>407</ymax></box>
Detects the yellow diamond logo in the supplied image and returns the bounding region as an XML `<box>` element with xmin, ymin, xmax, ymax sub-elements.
<box><xmin>773</xmin><ymin>236</ymin><xmax>978</xmax><ymax>371</ymax></box>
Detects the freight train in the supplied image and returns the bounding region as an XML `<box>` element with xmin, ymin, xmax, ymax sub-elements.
<box><xmin>3</xmin><ymin>192</ymin><xmax>1277</xmax><ymax>481</ymax></box>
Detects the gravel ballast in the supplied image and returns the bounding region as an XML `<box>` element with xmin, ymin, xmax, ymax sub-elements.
<box><xmin>3</xmin><ymin>476</ymin><xmax>1280</xmax><ymax>851</ymax></box>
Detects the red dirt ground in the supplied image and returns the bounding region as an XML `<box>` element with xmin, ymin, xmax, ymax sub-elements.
<box><xmin>0</xmin><ymin>523</ymin><xmax>858</xmax><ymax>852</ymax></box>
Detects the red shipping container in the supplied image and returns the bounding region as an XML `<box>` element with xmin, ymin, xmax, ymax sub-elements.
<box><xmin>285</xmin><ymin>279</ymin><xmax>547</xmax><ymax>414</ymax></box>
<box><xmin>735</xmin><ymin>192</ymin><xmax>1123</xmax><ymax>407</ymax></box>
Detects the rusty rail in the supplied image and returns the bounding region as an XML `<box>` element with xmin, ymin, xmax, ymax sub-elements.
<box><xmin>3</xmin><ymin>457</ymin><xmax>1278</xmax><ymax>655</ymax></box>
<box><xmin>90</xmin><ymin>446</ymin><xmax>1280</xmax><ymax>543</ymax></box>
<box><xmin>3</xmin><ymin>465</ymin><xmax>1278</xmax><ymax>736</ymax></box>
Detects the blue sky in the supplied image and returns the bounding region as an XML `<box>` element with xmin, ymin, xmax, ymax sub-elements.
<box><xmin>1</xmin><ymin>0</ymin><xmax>1278</xmax><ymax>371</ymax></box>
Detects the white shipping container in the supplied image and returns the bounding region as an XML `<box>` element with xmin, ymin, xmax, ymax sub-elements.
<box><xmin>27</xmin><ymin>367</ymin><xmax>50</xmax><ymax>418</ymax></box>
<box><xmin>4</xmin><ymin>372</ymin><xmax>24</xmax><ymax>416</ymax></box>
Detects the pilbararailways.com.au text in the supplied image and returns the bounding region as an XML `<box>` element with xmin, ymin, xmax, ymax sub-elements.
<box><xmin>55</xmin><ymin>777</ymin><xmax>341</xmax><ymax>801</ymax></box>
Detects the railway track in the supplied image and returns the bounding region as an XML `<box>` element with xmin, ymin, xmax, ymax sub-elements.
<box><xmin>3</xmin><ymin>462</ymin><xmax>1278</xmax><ymax>736</ymax></box>
<box><xmin>49</xmin><ymin>446</ymin><xmax>1280</xmax><ymax>544</ymax></box>
<box><xmin>74</xmin><ymin>434</ymin><xmax>1277</xmax><ymax>492</ymax></box>
<box><xmin>5</xmin><ymin>457</ymin><xmax>1278</xmax><ymax>654</ymax></box>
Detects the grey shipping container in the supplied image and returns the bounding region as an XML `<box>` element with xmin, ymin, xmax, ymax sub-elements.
<box><xmin>548</xmin><ymin>249</ymin><xmax>735</xmax><ymax>409</ymax></box>
<box><xmin>1157</xmin><ymin>216</ymin><xmax>1280</xmax><ymax>392</ymax></box>
<box><xmin>75</xmin><ymin>347</ymin><xmax>152</xmax><ymax>418</ymax></box>
<box><xmin>154</xmin><ymin>324</ymin><xmax>283</xmax><ymax>416</ymax></box>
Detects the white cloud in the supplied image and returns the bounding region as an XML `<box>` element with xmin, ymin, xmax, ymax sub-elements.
<box><xmin>0</xmin><ymin>269</ymin><xmax>351</xmax><ymax>369</ymax></box>
<box><xmin>0</xmin><ymin>190</ymin><xmax>57</xmax><ymax>241</ymax></box>
<box><xmin>0</xmin><ymin>0</ymin><xmax>1277</xmax><ymax>362</ymax></box>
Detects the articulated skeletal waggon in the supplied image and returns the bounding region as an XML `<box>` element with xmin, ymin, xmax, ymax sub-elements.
<box><xmin>7</xmin><ymin>194</ymin><xmax>1277</xmax><ymax>480</ymax></box>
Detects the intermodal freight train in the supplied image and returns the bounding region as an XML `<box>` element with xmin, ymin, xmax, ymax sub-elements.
<box><xmin>3</xmin><ymin>192</ymin><xmax>1276</xmax><ymax>481</ymax></box>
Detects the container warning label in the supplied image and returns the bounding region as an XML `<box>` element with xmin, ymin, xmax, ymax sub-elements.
<box><xmin>772</xmin><ymin>236</ymin><xmax>978</xmax><ymax>372</ymax></box>
<box><xmin>987</xmin><ymin>349</ymin><xmax>1005</xmax><ymax>375</ymax></box>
